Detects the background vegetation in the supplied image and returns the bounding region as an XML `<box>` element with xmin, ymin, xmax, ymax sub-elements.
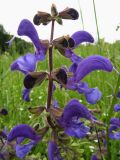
<box><xmin>1</xmin><ymin>22</ymin><xmax>120</xmax><ymax>159</ymax></box>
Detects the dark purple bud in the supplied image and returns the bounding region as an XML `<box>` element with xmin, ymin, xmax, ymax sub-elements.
<box><xmin>33</xmin><ymin>14</ymin><xmax>41</xmax><ymax>25</ymax></box>
<box><xmin>24</xmin><ymin>72</ymin><xmax>47</xmax><ymax>89</ymax></box>
<box><xmin>55</xmin><ymin>68</ymin><xmax>67</xmax><ymax>85</ymax></box>
<box><xmin>24</xmin><ymin>74</ymin><xmax>36</xmax><ymax>89</ymax></box>
<box><xmin>0</xmin><ymin>108</ymin><xmax>8</xmax><ymax>115</ymax></box>
<box><xmin>51</xmin><ymin>4</ymin><xmax>58</xmax><ymax>17</ymax></box>
<box><xmin>8</xmin><ymin>124</ymin><xmax>41</xmax><ymax>142</ymax></box>
<box><xmin>59</xmin><ymin>7</ymin><xmax>79</xmax><ymax>20</ymax></box>
<box><xmin>68</xmin><ymin>37</ymin><xmax>75</xmax><ymax>48</ymax></box>
<box><xmin>33</xmin><ymin>11</ymin><xmax>52</xmax><ymax>26</ymax></box>
<box><xmin>53</xmin><ymin>36</ymin><xmax>68</xmax><ymax>48</ymax></box>
<box><xmin>74</xmin><ymin>55</ymin><xmax>113</xmax><ymax>82</ymax></box>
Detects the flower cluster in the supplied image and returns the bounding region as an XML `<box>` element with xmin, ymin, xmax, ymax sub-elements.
<box><xmin>1</xmin><ymin>3</ymin><xmax>116</xmax><ymax>160</ymax></box>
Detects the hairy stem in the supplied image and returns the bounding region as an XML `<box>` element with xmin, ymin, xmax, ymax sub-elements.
<box><xmin>47</xmin><ymin>19</ymin><xmax>55</xmax><ymax>109</ymax></box>
<box><xmin>106</xmin><ymin>74</ymin><xmax>120</xmax><ymax>159</ymax></box>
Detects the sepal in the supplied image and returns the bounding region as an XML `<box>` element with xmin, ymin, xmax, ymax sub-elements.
<box><xmin>33</xmin><ymin>11</ymin><xmax>52</xmax><ymax>25</ymax></box>
<box><xmin>24</xmin><ymin>71</ymin><xmax>47</xmax><ymax>89</ymax></box>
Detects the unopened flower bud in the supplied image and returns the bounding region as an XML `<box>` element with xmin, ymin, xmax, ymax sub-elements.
<box><xmin>51</xmin><ymin>4</ymin><xmax>58</xmax><ymax>17</ymax></box>
<box><xmin>59</xmin><ymin>7</ymin><xmax>79</xmax><ymax>20</ymax></box>
<box><xmin>33</xmin><ymin>11</ymin><xmax>52</xmax><ymax>26</ymax></box>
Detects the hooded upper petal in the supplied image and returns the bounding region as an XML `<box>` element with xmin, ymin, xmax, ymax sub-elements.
<box><xmin>71</xmin><ymin>31</ymin><xmax>94</xmax><ymax>47</ymax></box>
<box><xmin>48</xmin><ymin>141</ymin><xmax>62</xmax><ymax>160</ymax></box>
<box><xmin>17</xmin><ymin>19</ymin><xmax>47</xmax><ymax>60</ymax></box>
<box><xmin>7</xmin><ymin>124</ymin><xmax>41</xmax><ymax>142</ymax></box>
<box><xmin>74</xmin><ymin>55</ymin><xmax>113</xmax><ymax>82</ymax></box>
<box><xmin>11</xmin><ymin>53</ymin><xmax>37</xmax><ymax>74</ymax></box>
<box><xmin>58</xmin><ymin>99</ymin><xmax>93</xmax><ymax>125</ymax></box>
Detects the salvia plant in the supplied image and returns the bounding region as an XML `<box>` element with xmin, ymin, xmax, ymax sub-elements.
<box><xmin>1</xmin><ymin>4</ymin><xmax>120</xmax><ymax>160</ymax></box>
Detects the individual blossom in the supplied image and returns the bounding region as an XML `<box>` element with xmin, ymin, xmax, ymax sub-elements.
<box><xmin>7</xmin><ymin>124</ymin><xmax>41</xmax><ymax>158</ymax></box>
<box><xmin>57</xmin><ymin>99</ymin><xmax>93</xmax><ymax>139</ymax></box>
<box><xmin>67</xmin><ymin>55</ymin><xmax>113</xmax><ymax>104</ymax></box>
<box><xmin>55</xmin><ymin>30</ymin><xmax>94</xmax><ymax>64</ymax></box>
<box><xmin>17</xmin><ymin>19</ymin><xmax>48</xmax><ymax>60</ymax></box>
<box><xmin>114</xmin><ymin>104</ymin><xmax>120</xmax><ymax>112</ymax></box>
<box><xmin>11</xmin><ymin>19</ymin><xmax>49</xmax><ymax>101</ymax></box>
<box><xmin>48</xmin><ymin>141</ymin><xmax>63</xmax><ymax>160</ymax></box>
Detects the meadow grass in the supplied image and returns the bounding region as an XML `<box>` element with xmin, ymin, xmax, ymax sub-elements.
<box><xmin>1</xmin><ymin>42</ymin><xmax>120</xmax><ymax>159</ymax></box>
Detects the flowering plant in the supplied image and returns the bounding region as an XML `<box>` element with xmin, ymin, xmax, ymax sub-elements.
<box><xmin>1</xmin><ymin>4</ymin><xmax>120</xmax><ymax>160</ymax></box>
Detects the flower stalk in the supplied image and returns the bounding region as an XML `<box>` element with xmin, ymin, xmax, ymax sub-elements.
<box><xmin>47</xmin><ymin>19</ymin><xmax>55</xmax><ymax>109</ymax></box>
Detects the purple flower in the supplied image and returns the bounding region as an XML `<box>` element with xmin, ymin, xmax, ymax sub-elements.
<box><xmin>109</xmin><ymin>118</ymin><xmax>120</xmax><ymax>139</ymax></box>
<box><xmin>57</xmin><ymin>99</ymin><xmax>93</xmax><ymax>138</ymax></box>
<box><xmin>91</xmin><ymin>155</ymin><xmax>98</xmax><ymax>160</ymax></box>
<box><xmin>67</xmin><ymin>55</ymin><xmax>113</xmax><ymax>104</ymax></box>
<box><xmin>48</xmin><ymin>141</ymin><xmax>62</xmax><ymax>160</ymax></box>
<box><xmin>65</xmin><ymin>31</ymin><xmax>94</xmax><ymax>63</ymax></box>
<box><xmin>11</xmin><ymin>53</ymin><xmax>37</xmax><ymax>75</ymax></box>
<box><xmin>114</xmin><ymin>104</ymin><xmax>120</xmax><ymax>112</ymax></box>
<box><xmin>7</xmin><ymin>124</ymin><xmax>41</xmax><ymax>158</ymax></box>
<box><xmin>18</xmin><ymin>19</ymin><xmax>48</xmax><ymax>60</ymax></box>
<box><xmin>16</xmin><ymin>141</ymin><xmax>36</xmax><ymax>159</ymax></box>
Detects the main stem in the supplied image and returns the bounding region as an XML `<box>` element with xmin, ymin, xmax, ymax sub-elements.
<box><xmin>47</xmin><ymin>20</ymin><xmax>55</xmax><ymax>109</ymax></box>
